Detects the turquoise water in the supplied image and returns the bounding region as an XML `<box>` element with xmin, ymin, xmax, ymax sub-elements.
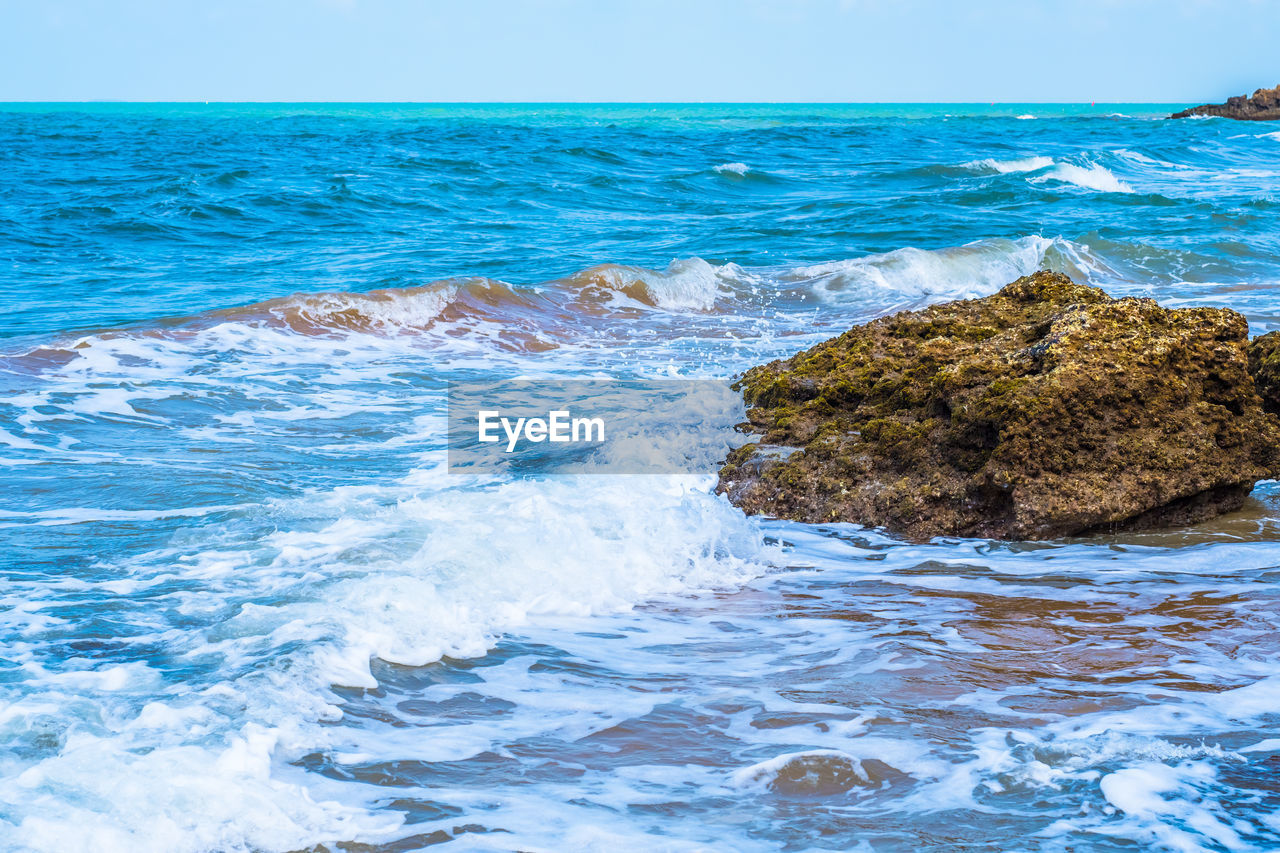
<box><xmin>3</xmin><ymin>103</ymin><xmax>1280</xmax><ymax>852</ymax></box>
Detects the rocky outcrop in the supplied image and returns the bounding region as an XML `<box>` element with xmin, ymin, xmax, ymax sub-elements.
<box><xmin>717</xmin><ymin>272</ymin><xmax>1280</xmax><ymax>540</ymax></box>
<box><xmin>1248</xmin><ymin>330</ymin><xmax>1280</xmax><ymax>415</ymax></box>
<box><xmin>1171</xmin><ymin>85</ymin><xmax>1280</xmax><ymax>120</ymax></box>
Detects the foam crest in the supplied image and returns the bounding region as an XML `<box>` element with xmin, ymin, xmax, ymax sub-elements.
<box><xmin>1036</xmin><ymin>161</ymin><xmax>1135</xmax><ymax>194</ymax></box>
<box><xmin>308</xmin><ymin>473</ymin><xmax>770</xmax><ymax>671</ymax></box>
<box><xmin>963</xmin><ymin>155</ymin><xmax>1054</xmax><ymax>174</ymax></box>
<box><xmin>781</xmin><ymin>235</ymin><xmax>1106</xmax><ymax>306</ymax></box>
<box><xmin>563</xmin><ymin>257</ymin><xmax>754</xmax><ymax>311</ymax></box>
<box><xmin>239</xmin><ymin>282</ymin><xmax>461</xmax><ymax>335</ymax></box>
<box><xmin>959</xmin><ymin>154</ymin><xmax>1135</xmax><ymax>193</ymax></box>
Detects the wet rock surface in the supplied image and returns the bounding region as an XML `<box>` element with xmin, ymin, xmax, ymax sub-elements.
<box><xmin>718</xmin><ymin>272</ymin><xmax>1280</xmax><ymax>540</ymax></box>
<box><xmin>1171</xmin><ymin>85</ymin><xmax>1280</xmax><ymax>120</ymax></box>
<box><xmin>1248</xmin><ymin>330</ymin><xmax>1280</xmax><ymax>415</ymax></box>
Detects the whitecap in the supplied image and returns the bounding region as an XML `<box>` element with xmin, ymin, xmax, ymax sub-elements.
<box><xmin>780</xmin><ymin>235</ymin><xmax>1110</xmax><ymax>307</ymax></box>
<box><xmin>570</xmin><ymin>257</ymin><xmax>758</xmax><ymax>312</ymax></box>
<box><xmin>1034</xmin><ymin>161</ymin><xmax>1135</xmax><ymax>193</ymax></box>
<box><xmin>961</xmin><ymin>155</ymin><xmax>1054</xmax><ymax>174</ymax></box>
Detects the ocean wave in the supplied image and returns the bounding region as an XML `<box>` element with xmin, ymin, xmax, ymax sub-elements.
<box><xmin>1034</xmin><ymin>161</ymin><xmax>1135</xmax><ymax>194</ymax></box>
<box><xmin>220</xmin><ymin>281</ymin><xmax>465</xmax><ymax>335</ymax></box>
<box><xmin>561</xmin><ymin>257</ymin><xmax>752</xmax><ymax>311</ymax></box>
<box><xmin>713</xmin><ymin>162</ymin><xmax>750</xmax><ymax>175</ymax></box>
<box><xmin>960</xmin><ymin>155</ymin><xmax>1054</xmax><ymax>174</ymax></box>
<box><xmin>960</xmin><ymin>154</ymin><xmax>1134</xmax><ymax>193</ymax></box>
<box><xmin>780</xmin><ymin>235</ymin><xmax>1108</xmax><ymax>306</ymax></box>
<box><xmin>214</xmin><ymin>257</ymin><xmax>750</xmax><ymax>331</ymax></box>
<box><xmin>1</xmin><ymin>237</ymin><xmax>1112</xmax><ymax>369</ymax></box>
<box><xmin>0</xmin><ymin>235</ymin><xmax>1118</xmax><ymax>467</ymax></box>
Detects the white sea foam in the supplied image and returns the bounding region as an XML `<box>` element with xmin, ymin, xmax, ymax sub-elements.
<box><xmin>713</xmin><ymin>162</ymin><xmax>750</xmax><ymax>175</ymax></box>
<box><xmin>0</xmin><ymin>467</ymin><xmax>776</xmax><ymax>851</ymax></box>
<box><xmin>1099</xmin><ymin>763</ymin><xmax>1247</xmax><ymax>851</ymax></box>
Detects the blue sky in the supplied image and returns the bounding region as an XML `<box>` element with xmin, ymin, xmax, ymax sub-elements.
<box><xmin>1</xmin><ymin>0</ymin><xmax>1276</xmax><ymax>102</ymax></box>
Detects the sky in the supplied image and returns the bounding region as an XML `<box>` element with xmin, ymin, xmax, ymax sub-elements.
<box><xmin>0</xmin><ymin>0</ymin><xmax>1276</xmax><ymax>103</ymax></box>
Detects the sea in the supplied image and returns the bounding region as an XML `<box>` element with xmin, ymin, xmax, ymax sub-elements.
<box><xmin>2</xmin><ymin>103</ymin><xmax>1280</xmax><ymax>852</ymax></box>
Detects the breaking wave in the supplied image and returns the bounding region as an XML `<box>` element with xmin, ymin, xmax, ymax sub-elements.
<box><xmin>1035</xmin><ymin>161</ymin><xmax>1135</xmax><ymax>194</ymax></box>
<box><xmin>962</xmin><ymin>155</ymin><xmax>1055</xmax><ymax>174</ymax></box>
<box><xmin>0</xmin><ymin>469</ymin><xmax>773</xmax><ymax>851</ymax></box>
<box><xmin>1</xmin><ymin>237</ymin><xmax>1112</xmax><ymax>370</ymax></box>
<box><xmin>961</xmin><ymin>155</ymin><xmax>1135</xmax><ymax>193</ymax></box>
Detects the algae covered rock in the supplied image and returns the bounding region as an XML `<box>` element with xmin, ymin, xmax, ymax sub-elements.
<box><xmin>1248</xmin><ymin>330</ymin><xmax>1280</xmax><ymax>416</ymax></box>
<box><xmin>717</xmin><ymin>271</ymin><xmax>1280</xmax><ymax>540</ymax></box>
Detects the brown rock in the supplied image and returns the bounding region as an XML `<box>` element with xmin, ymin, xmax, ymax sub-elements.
<box><xmin>1248</xmin><ymin>330</ymin><xmax>1280</xmax><ymax>415</ymax></box>
<box><xmin>717</xmin><ymin>272</ymin><xmax>1280</xmax><ymax>540</ymax></box>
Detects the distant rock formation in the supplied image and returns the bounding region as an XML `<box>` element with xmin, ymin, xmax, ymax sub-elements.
<box><xmin>717</xmin><ymin>272</ymin><xmax>1280</xmax><ymax>540</ymax></box>
<box><xmin>1171</xmin><ymin>85</ymin><xmax>1280</xmax><ymax>120</ymax></box>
